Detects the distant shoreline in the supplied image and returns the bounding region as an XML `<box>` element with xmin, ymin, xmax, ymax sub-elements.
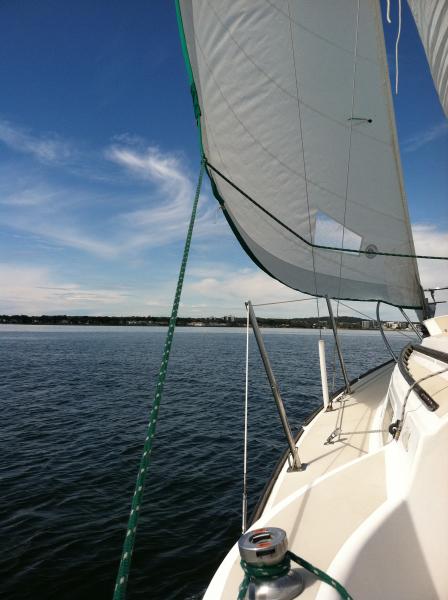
<box><xmin>0</xmin><ymin>315</ymin><xmax>416</xmax><ymax>331</ymax></box>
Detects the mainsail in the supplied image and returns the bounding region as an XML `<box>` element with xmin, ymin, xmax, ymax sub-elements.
<box><xmin>177</xmin><ymin>0</ymin><xmax>423</xmax><ymax>308</ymax></box>
<box><xmin>408</xmin><ymin>0</ymin><xmax>448</xmax><ymax>116</ymax></box>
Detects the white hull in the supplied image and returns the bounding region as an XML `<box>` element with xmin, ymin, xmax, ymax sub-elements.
<box><xmin>204</xmin><ymin>316</ymin><xmax>448</xmax><ymax>599</ymax></box>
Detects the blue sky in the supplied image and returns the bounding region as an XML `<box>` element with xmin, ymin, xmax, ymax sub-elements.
<box><xmin>0</xmin><ymin>1</ymin><xmax>446</xmax><ymax>320</ymax></box>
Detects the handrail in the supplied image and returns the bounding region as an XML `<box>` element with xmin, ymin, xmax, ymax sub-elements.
<box><xmin>395</xmin><ymin>365</ymin><xmax>448</xmax><ymax>440</ymax></box>
<box><xmin>413</xmin><ymin>343</ymin><xmax>448</xmax><ymax>365</ymax></box>
<box><xmin>398</xmin><ymin>345</ymin><xmax>439</xmax><ymax>411</ymax></box>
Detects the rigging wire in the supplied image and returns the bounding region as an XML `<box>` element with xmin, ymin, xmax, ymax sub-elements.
<box><xmin>337</xmin><ymin>301</ymin><xmax>383</xmax><ymax>322</ymax></box>
<box><xmin>287</xmin><ymin>0</ymin><xmax>322</xmax><ymax>335</ymax></box>
<box><xmin>330</xmin><ymin>0</ymin><xmax>360</xmax><ymax>398</ymax></box>
<box><xmin>242</xmin><ymin>304</ymin><xmax>249</xmax><ymax>533</ymax></box>
<box><xmin>336</xmin><ymin>0</ymin><xmax>360</xmax><ymax>299</ymax></box>
<box><xmin>252</xmin><ymin>298</ymin><xmax>314</xmax><ymax>307</ymax></box>
<box><xmin>337</xmin><ymin>300</ymin><xmax>417</xmax><ymax>342</ymax></box>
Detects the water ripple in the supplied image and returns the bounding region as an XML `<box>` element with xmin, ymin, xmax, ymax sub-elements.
<box><xmin>0</xmin><ymin>326</ymin><xmax>411</xmax><ymax>599</ymax></box>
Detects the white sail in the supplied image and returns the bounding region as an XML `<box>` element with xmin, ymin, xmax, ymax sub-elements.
<box><xmin>408</xmin><ymin>0</ymin><xmax>448</xmax><ymax>116</ymax></box>
<box><xmin>178</xmin><ymin>0</ymin><xmax>423</xmax><ymax>308</ymax></box>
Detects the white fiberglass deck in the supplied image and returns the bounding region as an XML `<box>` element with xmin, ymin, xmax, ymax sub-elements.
<box><xmin>204</xmin><ymin>362</ymin><xmax>393</xmax><ymax>600</ymax></box>
<box><xmin>204</xmin><ymin>317</ymin><xmax>448</xmax><ymax>599</ymax></box>
<box><xmin>266</xmin><ymin>362</ymin><xmax>393</xmax><ymax>510</ymax></box>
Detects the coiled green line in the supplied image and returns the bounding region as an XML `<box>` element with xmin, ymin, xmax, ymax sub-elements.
<box><xmin>238</xmin><ymin>550</ymin><xmax>354</xmax><ymax>600</ymax></box>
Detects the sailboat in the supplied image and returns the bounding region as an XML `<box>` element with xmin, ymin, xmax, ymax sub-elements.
<box><xmin>173</xmin><ymin>1</ymin><xmax>448</xmax><ymax>599</ymax></box>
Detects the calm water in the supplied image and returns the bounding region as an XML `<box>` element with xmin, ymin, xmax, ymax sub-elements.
<box><xmin>0</xmin><ymin>325</ymin><xmax>413</xmax><ymax>600</ymax></box>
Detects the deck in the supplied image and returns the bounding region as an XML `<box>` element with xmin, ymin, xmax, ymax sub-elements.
<box><xmin>204</xmin><ymin>362</ymin><xmax>393</xmax><ymax>600</ymax></box>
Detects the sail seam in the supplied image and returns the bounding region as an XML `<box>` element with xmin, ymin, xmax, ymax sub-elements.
<box><xmin>189</xmin><ymin>22</ymin><xmax>412</xmax><ymax>226</ymax></box>
<box><xmin>192</xmin><ymin>32</ymin><xmax>400</xmax><ymax>216</ymax></box>
<box><xmin>428</xmin><ymin>1</ymin><xmax>443</xmax><ymax>64</ymax></box>
<box><xmin>265</xmin><ymin>0</ymin><xmax>376</xmax><ymax>65</ymax></box>
<box><xmin>191</xmin><ymin>7</ymin><xmax>389</xmax><ymax>147</ymax></box>
<box><xmin>431</xmin><ymin>4</ymin><xmax>448</xmax><ymax>88</ymax></box>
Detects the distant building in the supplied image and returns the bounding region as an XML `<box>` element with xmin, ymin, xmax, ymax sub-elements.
<box><xmin>361</xmin><ymin>320</ymin><xmax>378</xmax><ymax>329</ymax></box>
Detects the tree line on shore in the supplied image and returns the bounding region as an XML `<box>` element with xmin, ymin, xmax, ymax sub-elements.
<box><xmin>0</xmin><ymin>314</ymin><xmax>378</xmax><ymax>329</ymax></box>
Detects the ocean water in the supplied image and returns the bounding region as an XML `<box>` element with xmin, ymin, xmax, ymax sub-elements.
<box><xmin>0</xmin><ymin>325</ymin><xmax>414</xmax><ymax>600</ymax></box>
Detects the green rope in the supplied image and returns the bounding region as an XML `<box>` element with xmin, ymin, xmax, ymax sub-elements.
<box><xmin>238</xmin><ymin>551</ymin><xmax>354</xmax><ymax>600</ymax></box>
<box><xmin>237</xmin><ymin>560</ymin><xmax>290</xmax><ymax>600</ymax></box>
<box><xmin>288</xmin><ymin>550</ymin><xmax>354</xmax><ymax>599</ymax></box>
<box><xmin>175</xmin><ymin>0</ymin><xmax>205</xmax><ymax>156</ymax></box>
<box><xmin>112</xmin><ymin>160</ymin><xmax>205</xmax><ymax>600</ymax></box>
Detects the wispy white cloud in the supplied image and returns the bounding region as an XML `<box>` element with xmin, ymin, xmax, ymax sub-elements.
<box><xmin>108</xmin><ymin>144</ymin><xmax>228</xmax><ymax>249</ymax></box>
<box><xmin>403</xmin><ymin>120</ymin><xmax>448</xmax><ymax>153</ymax></box>
<box><xmin>185</xmin><ymin>267</ymin><xmax>312</xmax><ymax>316</ymax></box>
<box><xmin>108</xmin><ymin>145</ymin><xmax>185</xmax><ymax>184</ymax></box>
<box><xmin>31</xmin><ymin>223</ymin><xmax>118</xmax><ymax>258</ymax></box>
<box><xmin>0</xmin><ymin>119</ymin><xmax>73</xmax><ymax>164</ymax></box>
<box><xmin>1</xmin><ymin>213</ymin><xmax>118</xmax><ymax>258</ymax></box>
<box><xmin>0</xmin><ymin>184</ymin><xmax>61</xmax><ymax>207</ymax></box>
<box><xmin>110</xmin><ymin>132</ymin><xmax>147</xmax><ymax>147</ymax></box>
<box><xmin>0</xmin><ymin>126</ymin><xmax>228</xmax><ymax>258</ymax></box>
<box><xmin>0</xmin><ymin>264</ymin><xmax>130</xmax><ymax>315</ymax></box>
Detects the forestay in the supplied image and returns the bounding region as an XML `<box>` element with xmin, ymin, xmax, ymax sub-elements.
<box><xmin>178</xmin><ymin>0</ymin><xmax>423</xmax><ymax>308</ymax></box>
<box><xmin>408</xmin><ymin>0</ymin><xmax>448</xmax><ymax>116</ymax></box>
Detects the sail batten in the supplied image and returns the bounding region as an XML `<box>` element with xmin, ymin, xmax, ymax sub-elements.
<box><xmin>179</xmin><ymin>0</ymin><xmax>424</xmax><ymax>308</ymax></box>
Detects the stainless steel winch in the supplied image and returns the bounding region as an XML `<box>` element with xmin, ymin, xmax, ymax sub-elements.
<box><xmin>238</xmin><ymin>527</ymin><xmax>304</xmax><ymax>599</ymax></box>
